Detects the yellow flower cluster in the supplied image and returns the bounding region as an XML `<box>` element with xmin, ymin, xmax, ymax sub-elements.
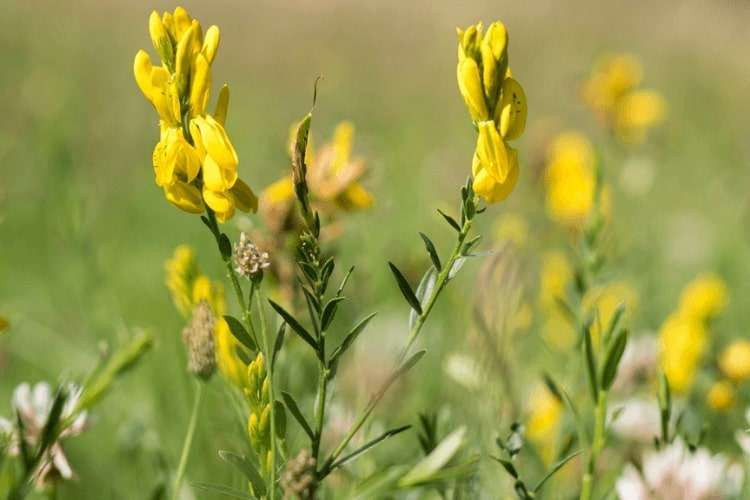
<box><xmin>261</xmin><ymin>121</ymin><xmax>373</xmax><ymax>231</ymax></box>
<box><xmin>165</xmin><ymin>245</ymin><xmax>245</xmax><ymax>386</ymax></box>
<box><xmin>582</xmin><ymin>54</ymin><xmax>666</xmax><ymax>144</ymax></box>
<box><xmin>660</xmin><ymin>273</ymin><xmax>728</xmax><ymax>392</ymax></box>
<box><xmin>544</xmin><ymin>132</ymin><xmax>610</xmax><ymax>227</ymax></box>
<box><xmin>456</xmin><ymin>21</ymin><xmax>527</xmax><ymax>203</ymax></box>
<box><xmin>134</xmin><ymin>7</ymin><xmax>257</xmax><ymax>221</ymax></box>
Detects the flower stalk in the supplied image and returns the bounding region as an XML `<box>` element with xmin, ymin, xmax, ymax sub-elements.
<box><xmin>172</xmin><ymin>381</ymin><xmax>204</xmax><ymax>500</ymax></box>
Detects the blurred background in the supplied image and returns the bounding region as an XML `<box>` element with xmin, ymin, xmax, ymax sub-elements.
<box><xmin>1</xmin><ymin>0</ymin><xmax>750</xmax><ymax>497</ymax></box>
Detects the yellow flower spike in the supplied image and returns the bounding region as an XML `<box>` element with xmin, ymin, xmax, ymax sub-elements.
<box><xmin>149</xmin><ymin>10</ymin><xmax>174</xmax><ymax>70</ymax></box>
<box><xmin>192</xmin><ymin>275</ymin><xmax>214</xmax><ymax>305</ymax></box>
<box><xmin>707</xmin><ymin>380</ymin><xmax>735</xmax><ymax>411</ymax></box>
<box><xmin>247</xmin><ymin>413</ymin><xmax>260</xmax><ymax>448</ymax></box>
<box><xmin>475</xmin><ymin>121</ymin><xmax>510</xmax><ymax>182</ymax></box>
<box><xmin>172</xmin><ymin>6</ymin><xmax>192</xmax><ymax>40</ymax></box>
<box><xmin>230</xmin><ymin>178</ymin><xmax>259</xmax><ymax>213</ymax></box>
<box><xmin>480</xmin><ymin>21</ymin><xmax>508</xmax><ymax>103</ymax></box>
<box><xmin>214</xmin><ymin>318</ymin><xmax>244</xmax><ymax>387</ymax></box>
<box><xmin>189</xmin><ymin>53</ymin><xmax>211</xmax><ymax>117</ymax></box>
<box><xmin>202</xmin><ymin>26</ymin><xmax>220</xmax><ymax>65</ymax></box>
<box><xmin>214</xmin><ymin>84</ymin><xmax>230</xmax><ymax>126</ymax></box>
<box><xmin>457</xmin><ymin>58</ymin><xmax>489</xmax><ymax>122</ymax></box>
<box><xmin>497</xmin><ymin>78</ymin><xmax>527</xmax><ymax>140</ymax></box>
<box><xmin>719</xmin><ymin>340</ymin><xmax>750</xmax><ymax>381</ymax></box>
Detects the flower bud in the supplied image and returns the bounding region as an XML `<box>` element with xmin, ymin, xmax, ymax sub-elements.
<box><xmin>476</xmin><ymin>121</ymin><xmax>510</xmax><ymax>182</ymax></box>
<box><xmin>457</xmin><ymin>58</ymin><xmax>488</xmax><ymax>122</ymax></box>
<box><xmin>214</xmin><ymin>84</ymin><xmax>230</xmax><ymax>125</ymax></box>
<box><xmin>189</xmin><ymin>53</ymin><xmax>211</xmax><ymax>117</ymax></box>
<box><xmin>480</xmin><ymin>21</ymin><xmax>508</xmax><ymax>105</ymax></box>
<box><xmin>202</xmin><ymin>26</ymin><xmax>220</xmax><ymax>65</ymax></box>
<box><xmin>497</xmin><ymin>77</ymin><xmax>527</xmax><ymax>140</ymax></box>
<box><xmin>172</xmin><ymin>7</ymin><xmax>192</xmax><ymax>41</ymax></box>
<box><xmin>456</xmin><ymin>23</ymin><xmax>482</xmax><ymax>62</ymax></box>
<box><xmin>248</xmin><ymin>413</ymin><xmax>260</xmax><ymax>448</ymax></box>
<box><xmin>149</xmin><ymin>11</ymin><xmax>175</xmax><ymax>70</ymax></box>
<box><xmin>175</xmin><ymin>23</ymin><xmax>196</xmax><ymax>97</ymax></box>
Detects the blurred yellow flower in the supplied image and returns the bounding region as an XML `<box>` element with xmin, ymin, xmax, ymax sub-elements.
<box><xmin>538</xmin><ymin>250</ymin><xmax>573</xmax><ymax>311</ymax></box>
<box><xmin>134</xmin><ymin>7</ymin><xmax>257</xmax><ymax>221</ymax></box>
<box><xmin>659</xmin><ymin>312</ymin><xmax>708</xmax><ymax>393</ymax></box>
<box><xmin>583</xmin><ymin>281</ymin><xmax>638</xmax><ymax>345</ymax></box>
<box><xmin>678</xmin><ymin>273</ymin><xmax>728</xmax><ymax>323</ymax></box>
<box><xmin>165</xmin><ymin>245</ymin><xmax>245</xmax><ymax>386</ymax></box>
<box><xmin>526</xmin><ymin>385</ymin><xmax>562</xmax><ymax>463</ymax></box>
<box><xmin>544</xmin><ymin>132</ymin><xmax>609</xmax><ymax>227</ymax></box>
<box><xmin>719</xmin><ymin>340</ymin><xmax>750</xmax><ymax>381</ymax></box>
<box><xmin>707</xmin><ymin>380</ymin><xmax>735</xmax><ymax>412</ymax></box>
<box><xmin>457</xmin><ymin>21</ymin><xmax>526</xmax><ymax>204</ymax></box>
<box><xmin>582</xmin><ymin>53</ymin><xmax>665</xmax><ymax>144</ymax></box>
<box><xmin>260</xmin><ymin>121</ymin><xmax>373</xmax><ymax>232</ymax></box>
<box><xmin>494</xmin><ymin>212</ymin><xmax>528</xmax><ymax>247</ymax></box>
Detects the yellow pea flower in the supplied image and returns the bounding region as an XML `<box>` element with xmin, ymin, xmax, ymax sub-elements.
<box><xmin>475</xmin><ymin>121</ymin><xmax>510</xmax><ymax>182</ymax></box>
<box><xmin>527</xmin><ymin>385</ymin><xmax>562</xmax><ymax>464</ymax></box>
<box><xmin>544</xmin><ymin>131</ymin><xmax>598</xmax><ymax>226</ymax></box>
<box><xmin>707</xmin><ymin>380</ymin><xmax>735</xmax><ymax>412</ymax></box>
<box><xmin>471</xmin><ymin>146</ymin><xmax>518</xmax><ymax>203</ymax></box>
<box><xmin>660</xmin><ymin>312</ymin><xmax>707</xmax><ymax>393</ymax></box>
<box><xmin>719</xmin><ymin>340</ymin><xmax>750</xmax><ymax>381</ymax></box>
<box><xmin>457</xmin><ymin>58</ymin><xmax>489</xmax><ymax>122</ymax></box>
<box><xmin>149</xmin><ymin>11</ymin><xmax>174</xmax><ymax>70</ymax></box>
<box><xmin>497</xmin><ymin>78</ymin><xmax>527</xmax><ymax>140</ymax></box>
<box><xmin>164</xmin><ymin>180</ymin><xmax>204</xmax><ymax>214</ymax></box>
<box><xmin>480</xmin><ymin>21</ymin><xmax>508</xmax><ymax>103</ymax></box>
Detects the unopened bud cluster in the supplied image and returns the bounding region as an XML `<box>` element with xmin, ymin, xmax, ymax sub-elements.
<box><xmin>244</xmin><ymin>353</ymin><xmax>285</xmax><ymax>475</ymax></box>
<box><xmin>456</xmin><ymin>21</ymin><xmax>527</xmax><ymax>204</ymax></box>
<box><xmin>182</xmin><ymin>300</ymin><xmax>216</xmax><ymax>380</ymax></box>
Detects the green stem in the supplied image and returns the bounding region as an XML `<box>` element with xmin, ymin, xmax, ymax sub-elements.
<box><xmin>312</xmin><ymin>358</ymin><xmax>328</xmax><ymax>464</ymax></box>
<box><xmin>323</xmin><ymin>214</ymin><xmax>476</xmax><ymax>475</ymax></box>
<box><xmin>172</xmin><ymin>381</ymin><xmax>204</xmax><ymax>500</ymax></box>
<box><xmin>254</xmin><ymin>291</ymin><xmax>276</xmax><ymax>500</ymax></box>
<box><xmin>580</xmin><ymin>389</ymin><xmax>607</xmax><ymax>500</ymax></box>
<box><xmin>398</xmin><ymin>216</ymin><xmax>474</xmax><ymax>363</ymax></box>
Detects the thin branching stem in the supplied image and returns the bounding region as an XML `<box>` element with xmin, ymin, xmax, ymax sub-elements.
<box><xmin>172</xmin><ymin>381</ymin><xmax>204</xmax><ymax>500</ymax></box>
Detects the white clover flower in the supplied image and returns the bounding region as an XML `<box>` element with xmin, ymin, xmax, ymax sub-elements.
<box><xmin>233</xmin><ymin>232</ymin><xmax>270</xmax><ymax>280</ymax></box>
<box><xmin>0</xmin><ymin>382</ymin><xmax>88</xmax><ymax>488</ymax></box>
<box><xmin>616</xmin><ymin>438</ymin><xmax>743</xmax><ymax>500</ymax></box>
<box><xmin>610</xmin><ymin>398</ymin><xmax>661</xmax><ymax>443</ymax></box>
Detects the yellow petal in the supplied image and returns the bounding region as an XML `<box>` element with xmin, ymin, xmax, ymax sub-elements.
<box><xmin>473</xmin><ymin>147</ymin><xmax>519</xmax><ymax>204</ymax></box>
<box><xmin>457</xmin><ymin>58</ymin><xmax>488</xmax><ymax>122</ymax></box>
<box><xmin>133</xmin><ymin>50</ymin><xmax>154</xmax><ymax>101</ymax></box>
<box><xmin>164</xmin><ymin>181</ymin><xmax>204</xmax><ymax>213</ymax></box>
<box><xmin>202</xmin><ymin>155</ymin><xmax>230</xmax><ymax>191</ymax></box>
<box><xmin>191</xmin><ymin>115</ymin><xmax>239</xmax><ymax>172</ymax></box>
<box><xmin>203</xmin><ymin>187</ymin><xmax>233</xmax><ymax>213</ymax></box>
<box><xmin>263</xmin><ymin>176</ymin><xmax>295</xmax><ymax>205</ymax></box>
<box><xmin>476</xmin><ymin>120</ymin><xmax>509</xmax><ymax>182</ymax></box>
<box><xmin>172</xmin><ymin>6</ymin><xmax>192</xmax><ymax>40</ymax></box>
<box><xmin>497</xmin><ymin>78</ymin><xmax>527</xmax><ymax>140</ymax></box>
<box><xmin>162</xmin><ymin>12</ymin><xmax>176</xmax><ymax>40</ymax></box>
<box><xmin>152</xmin><ymin>138</ymin><xmax>174</xmax><ymax>186</ymax></box>
<box><xmin>189</xmin><ymin>53</ymin><xmax>211</xmax><ymax>117</ymax></box>
<box><xmin>214</xmin><ymin>84</ymin><xmax>229</xmax><ymax>126</ymax></box>
<box><xmin>342</xmin><ymin>183</ymin><xmax>374</xmax><ymax>209</ymax></box>
<box><xmin>174</xmin><ymin>23</ymin><xmax>196</xmax><ymax>96</ymax></box>
<box><xmin>230</xmin><ymin>178</ymin><xmax>258</xmax><ymax>213</ymax></box>
<box><xmin>202</xmin><ymin>26</ymin><xmax>220</xmax><ymax>65</ymax></box>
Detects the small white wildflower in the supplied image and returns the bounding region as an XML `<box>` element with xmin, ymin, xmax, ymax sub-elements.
<box><xmin>0</xmin><ymin>382</ymin><xmax>88</xmax><ymax>488</ymax></box>
<box><xmin>615</xmin><ymin>438</ymin><xmax>743</xmax><ymax>500</ymax></box>
<box><xmin>233</xmin><ymin>232</ymin><xmax>270</xmax><ymax>280</ymax></box>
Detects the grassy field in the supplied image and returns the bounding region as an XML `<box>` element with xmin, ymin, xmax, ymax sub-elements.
<box><xmin>2</xmin><ymin>1</ymin><xmax>750</xmax><ymax>498</ymax></box>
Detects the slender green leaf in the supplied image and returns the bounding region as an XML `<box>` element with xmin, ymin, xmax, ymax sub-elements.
<box><xmin>419</xmin><ymin>233</ymin><xmax>442</xmax><ymax>271</ymax></box>
<box><xmin>490</xmin><ymin>456</ymin><xmax>518</xmax><ymax>479</ymax></box>
<box><xmin>271</xmin><ymin>323</ymin><xmax>286</xmax><ymax>370</ymax></box>
<box><xmin>437</xmin><ymin>209</ymin><xmax>461</xmax><ymax>232</ymax></box>
<box><xmin>409</xmin><ymin>267</ymin><xmax>437</xmax><ymax>330</ymax></box>
<box><xmin>37</xmin><ymin>387</ymin><xmax>68</xmax><ymax>458</ymax></box>
<box><xmin>191</xmin><ymin>482</ymin><xmax>255</xmax><ymax>499</ymax></box>
<box><xmin>352</xmin><ymin>465</ymin><xmax>410</xmax><ymax>499</ymax></box>
<box><xmin>218</xmin><ymin>233</ymin><xmax>232</xmax><ymax>261</ymax></box>
<box><xmin>583</xmin><ymin>320</ymin><xmax>598</xmax><ymax>402</ymax></box>
<box><xmin>330</xmin><ymin>425</ymin><xmax>411</xmax><ymax>470</ymax></box>
<box><xmin>388</xmin><ymin>262</ymin><xmax>423</xmax><ymax>315</ymax></box>
<box><xmin>600</xmin><ymin>329</ymin><xmax>628</xmax><ymax>390</ymax></box>
<box><xmin>329</xmin><ymin>313</ymin><xmax>377</xmax><ymax>371</ymax></box>
<box><xmin>281</xmin><ymin>391</ymin><xmax>314</xmax><ymax>440</ymax></box>
<box><xmin>321</xmin><ymin>296</ymin><xmax>346</xmax><ymax>331</ymax></box>
<box><xmin>399</xmin><ymin>427</ymin><xmax>466</xmax><ymax>487</ymax></box>
<box><xmin>218</xmin><ymin>450</ymin><xmax>266</xmax><ymax>497</ymax></box>
<box><xmin>533</xmin><ymin>450</ymin><xmax>582</xmax><ymax>492</ymax></box>
<box><xmin>268</xmin><ymin>300</ymin><xmax>318</xmax><ymax>352</ymax></box>
<box><xmin>410</xmin><ymin>456</ymin><xmax>479</xmax><ymax>486</ymax></box>
<box><xmin>603</xmin><ymin>303</ymin><xmax>626</xmax><ymax>345</ymax></box>
<box><xmin>223</xmin><ymin>315</ymin><xmax>257</xmax><ymax>352</ymax></box>
<box><xmin>337</xmin><ymin>266</ymin><xmax>355</xmax><ymax>296</ymax></box>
